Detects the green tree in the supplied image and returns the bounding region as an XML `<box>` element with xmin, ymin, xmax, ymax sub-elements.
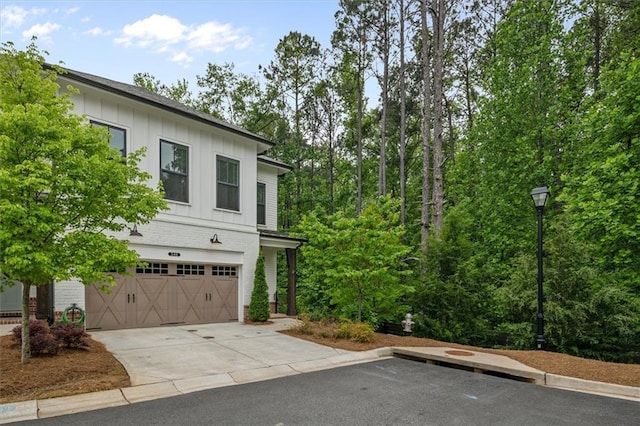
<box><xmin>264</xmin><ymin>31</ymin><xmax>322</xmax><ymax>228</ymax></box>
<box><xmin>249</xmin><ymin>251</ymin><xmax>270</xmax><ymax>322</ymax></box>
<box><xmin>195</xmin><ymin>62</ymin><xmax>262</xmax><ymax>126</ymax></box>
<box><xmin>296</xmin><ymin>197</ymin><xmax>413</xmax><ymax>324</ymax></box>
<box><xmin>132</xmin><ymin>71</ymin><xmax>194</xmax><ymax>106</ymax></box>
<box><xmin>0</xmin><ymin>41</ymin><xmax>167</xmax><ymax>363</ymax></box>
<box><xmin>562</xmin><ymin>52</ymin><xmax>640</xmax><ymax>287</ymax></box>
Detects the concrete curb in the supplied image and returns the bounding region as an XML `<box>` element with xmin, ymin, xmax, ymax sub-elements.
<box><xmin>2</xmin><ymin>345</ymin><xmax>638</xmax><ymax>423</ymax></box>
<box><xmin>389</xmin><ymin>347</ymin><xmax>640</xmax><ymax>402</ymax></box>
<box><xmin>0</xmin><ymin>349</ymin><xmax>386</xmax><ymax>424</ymax></box>
<box><xmin>545</xmin><ymin>374</ymin><xmax>640</xmax><ymax>401</ymax></box>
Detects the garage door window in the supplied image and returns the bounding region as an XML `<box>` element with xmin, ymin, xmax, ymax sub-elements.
<box><xmin>136</xmin><ymin>263</ymin><xmax>168</xmax><ymax>274</ymax></box>
<box><xmin>177</xmin><ymin>264</ymin><xmax>205</xmax><ymax>275</ymax></box>
<box><xmin>212</xmin><ymin>266</ymin><xmax>237</xmax><ymax>277</ymax></box>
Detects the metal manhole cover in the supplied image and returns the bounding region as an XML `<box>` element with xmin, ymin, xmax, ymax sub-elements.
<box><xmin>445</xmin><ymin>350</ymin><xmax>474</xmax><ymax>356</ymax></box>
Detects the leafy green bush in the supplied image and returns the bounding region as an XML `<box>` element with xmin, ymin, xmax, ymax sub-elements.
<box><xmin>295</xmin><ymin>313</ymin><xmax>315</xmax><ymax>335</ymax></box>
<box><xmin>249</xmin><ymin>252</ymin><xmax>270</xmax><ymax>322</ymax></box>
<box><xmin>336</xmin><ymin>321</ymin><xmax>375</xmax><ymax>343</ymax></box>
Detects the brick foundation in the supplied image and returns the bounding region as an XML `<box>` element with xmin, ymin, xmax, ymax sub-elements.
<box><xmin>0</xmin><ymin>297</ymin><xmax>64</xmax><ymax>325</ymax></box>
<box><xmin>243</xmin><ymin>303</ymin><xmax>277</xmax><ymax>322</ymax></box>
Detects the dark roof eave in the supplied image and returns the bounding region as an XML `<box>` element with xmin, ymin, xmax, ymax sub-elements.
<box><xmin>52</xmin><ymin>65</ymin><xmax>275</xmax><ymax>149</ymax></box>
<box><xmin>257</xmin><ymin>156</ymin><xmax>293</xmax><ymax>175</ymax></box>
<box><xmin>259</xmin><ymin>230</ymin><xmax>308</xmax><ymax>244</ymax></box>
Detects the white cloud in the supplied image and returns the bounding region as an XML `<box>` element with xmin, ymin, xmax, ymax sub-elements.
<box><xmin>187</xmin><ymin>21</ymin><xmax>251</xmax><ymax>53</ymax></box>
<box><xmin>170</xmin><ymin>51</ymin><xmax>193</xmax><ymax>64</ymax></box>
<box><xmin>65</xmin><ymin>7</ymin><xmax>79</xmax><ymax>16</ymax></box>
<box><xmin>114</xmin><ymin>14</ymin><xmax>252</xmax><ymax>62</ymax></box>
<box><xmin>1</xmin><ymin>5</ymin><xmax>28</xmax><ymax>28</ymax></box>
<box><xmin>84</xmin><ymin>27</ymin><xmax>111</xmax><ymax>37</ymax></box>
<box><xmin>30</xmin><ymin>8</ymin><xmax>47</xmax><ymax>16</ymax></box>
<box><xmin>115</xmin><ymin>14</ymin><xmax>186</xmax><ymax>47</ymax></box>
<box><xmin>22</xmin><ymin>22</ymin><xmax>61</xmax><ymax>40</ymax></box>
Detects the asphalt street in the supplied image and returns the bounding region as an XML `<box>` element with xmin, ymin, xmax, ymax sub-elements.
<box><xmin>18</xmin><ymin>358</ymin><xmax>640</xmax><ymax>425</ymax></box>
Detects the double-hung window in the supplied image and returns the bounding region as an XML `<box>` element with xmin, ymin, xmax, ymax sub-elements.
<box><xmin>160</xmin><ymin>140</ymin><xmax>189</xmax><ymax>203</ymax></box>
<box><xmin>91</xmin><ymin>121</ymin><xmax>126</xmax><ymax>157</ymax></box>
<box><xmin>257</xmin><ymin>182</ymin><xmax>266</xmax><ymax>225</ymax></box>
<box><xmin>217</xmin><ymin>156</ymin><xmax>239</xmax><ymax>211</ymax></box>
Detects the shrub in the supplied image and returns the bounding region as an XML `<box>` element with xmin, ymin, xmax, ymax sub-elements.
<box><xmin>12</xmin><ymin>319</ymin><xmax>48</xmax><ymax>342</ymax></box>
<box><xmin>11</xmin><ymin>320</ymin><xmax>59</xmax><ymax>356</ymax></box>
<box><xmin>295</xmin><ymin>313</ymin><xmax>315</xmax><ymax>335</ymax></box>
<box><xmin>249</xmin><ymin>252</ymin><xmax>271</xmax><ymax>322</ymax></box>
<box><xmin>336</xmin><ymin>321</ymin><xmax>375</xmax><ymax>343</ymax></box>
<box><xmin>51</xmin><ymin>323</ymin><xmax>89</xmax><ymax>349</ymax></box>
<box><xmin>30</xmin><ymin>333</ymin><xmax>59</xmax><ymax>355</ymax></box>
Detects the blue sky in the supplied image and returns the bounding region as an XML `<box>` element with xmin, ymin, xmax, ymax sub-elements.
<box><xmin>0</xmin><ymin>0</ymin><xmax>340</xmax><ymax>91</ymax></box>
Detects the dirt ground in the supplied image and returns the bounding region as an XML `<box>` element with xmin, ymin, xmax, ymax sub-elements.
<box><xmin>0</xmin><ymin>334</ymin><xmax>129</xmax><ymax>403</ymax></box>
<box><xmin>1</xmin><ymin>325</ymin><xmax>639</xmax><ymax>404</ymax></box>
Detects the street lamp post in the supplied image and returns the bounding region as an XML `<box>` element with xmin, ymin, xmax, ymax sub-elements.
<box><xmin>531</xmin><ymin>186</ymin><xmax>550</xmax><ymax>350</ymax></box>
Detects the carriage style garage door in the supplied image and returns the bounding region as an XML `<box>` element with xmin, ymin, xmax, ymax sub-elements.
<box><xmin>85</xmin><ymin>263</ymin><xmax>238</xmax><ymax>330</ymax></box>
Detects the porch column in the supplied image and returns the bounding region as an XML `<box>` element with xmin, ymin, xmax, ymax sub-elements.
<box><xmin>286</xmin><ymin>247</ymin><xmax>297</xmax><ymax>316</ymax></box>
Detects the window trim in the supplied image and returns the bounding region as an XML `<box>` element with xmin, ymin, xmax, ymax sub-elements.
<box><xmin>216</xmin><ymin>155</ymin><xmax>240</xmax><ymax>212</ymax></box>
<box><xmin>90</xmin><ymin>120</ymin><xmax>127</xmax><ymax>157</ymax></box>
<box><xmin>160</xmin><ymin>138</ymin><xmax>190</xmax><ymax>204</ymax></box>
<box><xmin>257</xmin><ymin>182</ymin><xmax>266</xmax><ymax>226</ymax></box>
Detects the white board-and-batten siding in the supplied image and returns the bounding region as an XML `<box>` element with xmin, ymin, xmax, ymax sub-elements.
<box><xmin>51</xmin><ymin>76</ymin><xmax>280</xmax><ymax>322</ymax></box>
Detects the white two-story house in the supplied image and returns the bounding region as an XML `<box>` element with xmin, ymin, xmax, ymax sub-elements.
<box><xmin>0</xmin><ymin>67</ymin><xmax>304</xmax><ymax>330</ymax></box>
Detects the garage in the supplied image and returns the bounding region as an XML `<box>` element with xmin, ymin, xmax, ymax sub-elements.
<box><xmin>85</xmin><ymin>263</ymin><xmax>238</xmax><ymax>330</ymax></box>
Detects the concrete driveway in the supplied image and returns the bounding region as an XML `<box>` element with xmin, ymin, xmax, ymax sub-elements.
<box><xmin>90</xmin><ymin>318</ymin><xmax>389</xmax><ymax>391</ymax></box>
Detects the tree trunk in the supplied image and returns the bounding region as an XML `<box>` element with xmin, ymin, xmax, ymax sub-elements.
<box><xmin>357</xmin><ymin>286</ymin><xmax>363</xmax><ymax>323</ymax></box>
<box><xmin>356</xmin><ymin>32</ymin><xmax>365</xmax><ymax>215</ymax></box>
<box><xmin>378</xmin><ymin>3</ymin><xmax>390</xmax><ymax>196</ymax></box>
<box><xmin>593</xmin><ymin>0</ymin><xmax>601</xmax><ymax>92</ymax></box>
<box><xmin>329</xmin><ymin>104</ymin><xmax>335</xmax><ymax>214</ymax></box>
<box><xmin>421</xmin><ymin>0</ymin><xmax>432</xmax><ymax>252</ymax></box>
<box><xmin>21</xmin><ymin>281</ymin><xmax>31</xmax><ymax>364</ymax></box>
<box><xmin>431</xmin><ymin>0</ymin><xmax>445</xmax><ymax>239</ymax></box>
<box><xmin>399</xmin><ymin>0</ymin><xmax>407</xmax><ymax>225</ymax></box>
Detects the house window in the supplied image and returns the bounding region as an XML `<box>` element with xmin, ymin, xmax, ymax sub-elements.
<box><xmin>91</xmin><ymin>121</ymin><xmax>126</xmax><ymax>157</ymax></box>
<box><xmin>217</xmin><ymin>156</ymin><xmax>239</xmax><ymax>211</ymax></box>
<box><xmin>161</xmin><ymin>140</ymin><xmax>189</xmax><ymax>203</ymax></box>
<box><xmin>257</xmin><ymin>182</ymin><xmax>266</xmax><ymax>225</ymax></box>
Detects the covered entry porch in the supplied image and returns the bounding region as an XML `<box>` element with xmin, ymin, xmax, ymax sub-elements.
<box><xmin>259</xmin><ymin>230</ymin><xmax>306</xmax><ymax>316</ymax></box>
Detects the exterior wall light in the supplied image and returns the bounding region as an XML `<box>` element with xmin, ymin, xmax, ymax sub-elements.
<box><xmin>129</xmin><ymin>225</ymin><xmax>143</xmax><ymax>237</ymax></box>
<box><xmin>210</xmin><ymin>234</ymin><xmax>222</xmax><ymax>244</ymax></box>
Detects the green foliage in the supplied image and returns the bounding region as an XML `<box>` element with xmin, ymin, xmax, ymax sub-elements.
<box><xmin>296</xmin><ymin>196</ymin><xmax>413</xmax><ymax>325</ymax></box>
<box><xmin>336</xmin><ymin>321</ymin><xmax>375</xmax><ymax>343</ymax></box>
<box><xmin>562</xmin><ymin>53</ymin><xmax>640</xmax><ymax>280</ymax></box>
<box><xmin>249</xmin><ymin>251</ymin><xmax>270</xmax><ymax>322</ymax></box>
<box><xmin>294</xmin><ymin>313</ymin><xmax>315</xmax><ymax>335</ymax></box>
<box><xmin>412</xmin><ymin>205</ymin><xmax>494</xmax><ymax>345</ymax></box>
<box><xmin>493</xmin><ymin>222</ymin><xmax>640</xmax><ymax>361</ymax></box>
<box><xmin>0</xmin><ymin>41</ymin><xmax>167</xmax><ymax>361</ymax></box>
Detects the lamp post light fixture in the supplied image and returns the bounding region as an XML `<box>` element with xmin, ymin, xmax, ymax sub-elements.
<box><xmin>531</xmin><ymin>186</ymin><xmax>550</xmax><ymax>350</ymax></box>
